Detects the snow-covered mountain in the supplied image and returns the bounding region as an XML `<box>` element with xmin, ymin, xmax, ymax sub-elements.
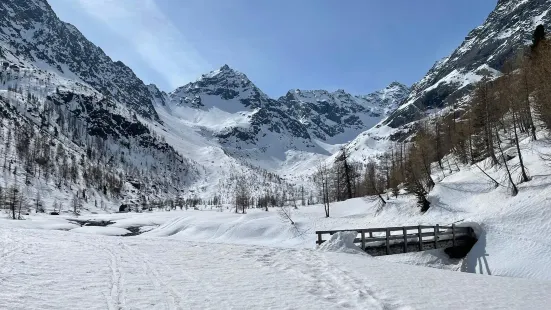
<box><xmin>0</xmin><ymin>0</ymin><xmax>202</xmax><ymax>207</ymax></box>
<box><xmin>168</xmin><ymin>65</ymin><xmax>316</xmax><ymax>155</ymax></box>
<box><xmin>158</xmin><ymin>64</ymin><xmax>409</xmax><ymax>185</ymax></box>
<box><xmin>3</xmin><ymin>0</ymin><xmax>406</xmax><ymax>205</ymax></box>
<box><xmin>384</xmin><ymin>0</ymin><xmax>551</xmax><ymax>128</ymax></box>
<box><xmin>343</xmin><ymin>0</ymin><xmax>551</xmax><ymax>164</ymax></box>
<box><xmin>278</xmin><ymin>82</ymin><xmax>409</xmax><ymax>143</ymax></box>
<box><xmin>1</xmin><ymin>0</ymin><xmax>549</xmax><ymax>206</ymax></box>
<box><xmin>167</xmin><ymin>65</ymin><xmax>407</xmax><ymax>155</ymax></box>
<box><xmin>0</xmin><ymin>0</ymin><xmax>159</xmax><ymax>121</ymax></box>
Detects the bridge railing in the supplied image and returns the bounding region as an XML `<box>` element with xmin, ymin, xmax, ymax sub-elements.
<box><xmin>316</xmin><ymin>224</ymin><xmax>474</xmax><ymax>255</ymax></box>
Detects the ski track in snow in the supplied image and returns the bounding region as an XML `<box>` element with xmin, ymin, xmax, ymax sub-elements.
<box><xmin>243</xmin><ymin>247</ymin><xmax>405</xmax><ymax>309</ymax></box>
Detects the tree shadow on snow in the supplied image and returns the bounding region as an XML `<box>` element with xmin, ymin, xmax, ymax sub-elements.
<box><xmin>461</xmin><ymin>229</ymin><xmax>491</xmax><ymax>275</ymax></box>
<box><xmin>427</xmin><ymin>195</ymin><xmax>468</xmax><ymax>214</ymax></box>
<box><xmin>438</xmin><ymin>182</ymin><xmax>497</xmax><ymax>194</ymax></box>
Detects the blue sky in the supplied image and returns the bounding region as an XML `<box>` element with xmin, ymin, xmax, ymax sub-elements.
<box><xmin>48</xmin><ymin>0</ymin><xmax>496</xmax><ymax>97</ymax></box>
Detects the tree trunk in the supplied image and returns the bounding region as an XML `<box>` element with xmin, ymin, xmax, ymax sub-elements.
<box><xmin>512</xmin><ymin>110</ymin><xmax>530</xmax><ymax>183</ymax></box>
<box><xmin>496</xmin><ymin>128</ymin><xmax>518</xmax><ymax>196</ymax></box>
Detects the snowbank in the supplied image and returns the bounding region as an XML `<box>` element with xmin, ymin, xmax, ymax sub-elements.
<box><xmin>0</xmin><ymin>215</ymin><xmax>79</xmax><ymax>231</ymax></box>
<box><xmin>378</xmin><ymin>249</ymin><xmax>463</xmax><ymax>271</ymax></box>
<box><xmin>70</xmin><ymin>226</ymin><xmax>131</xmax><ymax>236</ymax></box>
<box><xmin>317</xmin><ymin>231</ymin><xmax>368</xmax><ymax>255</ymax></box>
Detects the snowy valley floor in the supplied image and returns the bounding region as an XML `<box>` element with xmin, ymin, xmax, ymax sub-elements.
<box><xmin>2</xmin><ymin>139</ymin><xmax>551</xmax><ymax>308</ymax></box>
<box><xmin>2</xmin><ymin>228</ymin><xmax>551</xmax><ymax>310</ymax></box>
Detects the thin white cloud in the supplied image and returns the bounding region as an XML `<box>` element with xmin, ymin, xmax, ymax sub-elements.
<box><xmin>69</xmin><ymin>0</ymin><xmax>210</xmax><ymax>89</ymax></box>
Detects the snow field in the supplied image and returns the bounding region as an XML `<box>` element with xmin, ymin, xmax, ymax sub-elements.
<box><xmin>2</xmin><ymin>228</ymin><xmax>551</xmax><ymax>310</ymax></box>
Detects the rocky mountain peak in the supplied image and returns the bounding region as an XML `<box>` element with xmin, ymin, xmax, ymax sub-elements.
<box><xmin>278</xmin><ymin>82</ymin><xmax>409</xmax><ymax>142</ymax></box>
<box><xmin>202</xmin><ymin>64</ymin><xmax>246</xmax><ymax>79</ymax></box>
<box><xmin>169</xmin><ymin>64</ymin><xmax>271</xmax><ymax>111</ymax></box>
<box><xmin>386</xmin><ymin>81</ymin><xmax>409</xmax><ymax>91</ymax></box>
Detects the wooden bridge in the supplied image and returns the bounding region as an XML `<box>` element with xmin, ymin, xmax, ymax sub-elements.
<box><xmin>316</xmin><ymin>224</ymin><xmax>477</xmax><ymax>257</ymax></box>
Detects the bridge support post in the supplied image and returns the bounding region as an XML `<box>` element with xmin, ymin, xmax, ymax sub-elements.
<box><xmin>386</xmin><ymin>228</ymin><xmax>390</xmax><ymax>255</ymax></box>
<box><xmin>317</xmin><ymin>233</ymin><xmax>322</xmax><ymax>245</ymax></box>
<box><xmin>452</xmin><ymin>224</ymin><xmax>456</xmax><ymax>247</ymax></box>
<box><xmin>403</xmin><ymin>227</ymin><xmax>408</xmax><ymax>253</ymax></box>
<box><xmin>418</xmin><ymin>226</ymin><xmax>423</xmax><ymax>251</ymax></box>
<box><xmin>361</xmin><ymin>231</ymin><xmax>365</xmax><ymax>250</ymax></box>
<box><xmin>434</xmin><ymin>224</ymin><xmax>439</xmax><ymax>249</ymax></box>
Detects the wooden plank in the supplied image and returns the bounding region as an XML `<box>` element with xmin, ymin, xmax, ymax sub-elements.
<box><xmin>418</xmin><ymin>226</ymin><xmax>423</xmax><ymax>251</ymax></box>
<box><xmin>365</xmin><ymin>228</ymin><xmax>389</xmax><ymax>233</ymax></box>
<box><xmin>315</xmin><ymin>228</ymin><xmax>386</xmax><ymax>234</ymax></box>
<box><xmin>382</xmin><ymin>226</ymin><xmax>419</xmax><ymax>231</ymax></box>
<box><xmin>421</xmin><ymin>231</ymin><xmax>466</xmax><ymax>238</ymax></box>
<box><xmin>361</xmin><ymin>231</ymin><xmax>365</xmax><ymax>250</ymax></box>
<box><xmin>434</xmin><ymin>224</ymin><xmax>439</xmax><ymax>249</ymax></box>
<box><xmin>386</xmin><ymin>228</ymin><xmax>390</xmax><ymax>255</ymax></box>
<box><xmin>403</xmin><ymin>227</ymin><xmax>408</xmax><ymax>253</ymax></box>
<box><xmin>402</xmin><ymin>225</ymin><xmax>421</xmax><ymax>230</ymax></box>
<box><xmin>356</xmin><ymin>232</ymin><xmax>467</xmax><ymax>243</ymax></box>
<box><xmin>359</xmin><ymin>237</ymin><xmax>387</xmax><ymax>243</ymax></box>
<box><xmin>419</xmin><ymin>225</ymin><xmax>437</xmax><ymax>229</ymax></box>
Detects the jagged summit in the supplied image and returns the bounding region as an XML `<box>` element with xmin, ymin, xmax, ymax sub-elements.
<box><xmin>278</xmin><ymin>82</ymin><xmax>410</xmax><ymax>141</ymax></box>
<box><xmin>387</xmin><ymin>81</ymin><xmax>409</xmax><ymax>89</ymax></box>
<box><xmin>169</xmin><ymin>64</ymin><xmax>269</xmax><ymax>112</ymax></box>
<box><xmin>201</xmin><ymin>64</ymin><xmax>247</xmax><ymax>80</ymax></box>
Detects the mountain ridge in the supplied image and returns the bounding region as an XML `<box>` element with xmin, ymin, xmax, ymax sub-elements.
<box><xmin>383</xmin><ymin>0</ymin><xmax>551</xmax><ymax>128</ymax></box>
<box><xmin>168</xmin><ymin>63</ymin><xmax>409</xmax><ymax>147</ymax></box>
<box><xmin>0</xmin><ymin>0</ymin><xmax>160</xmax><ymax>121</ymax></box>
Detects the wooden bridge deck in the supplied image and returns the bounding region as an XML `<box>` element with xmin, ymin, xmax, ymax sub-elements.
<box><xmin>316</xmin><ymin>224</ymin><xmax>477</xmax><ymax>257</ymax></box>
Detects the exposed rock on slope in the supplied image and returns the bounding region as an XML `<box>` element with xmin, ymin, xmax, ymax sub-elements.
<box><xmin>384</xmin><ymin>0</ymin><xmax>551</xmax><ymax>128</ymax></box>
<box><xmin>0</xmin><ymin>0</ymin><xmax>160</xmax><ymax>120</ymax></box>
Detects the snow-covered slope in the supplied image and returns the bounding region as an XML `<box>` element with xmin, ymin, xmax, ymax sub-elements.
<box><xmin>2</xmin><ymin>227</ymin><xmax>550</xmax><ymax>309</ymax></box>
<box><xmin>384</xmin><ymin>0</ymin><xmax>551</xmax><ymax>127</ymax></box>
<box><xmin>0</xmin><ymin>0</ymin><xmax>160</xmax><ymax>120</ymax></box>
<box><xmin>0</xmin><ymin>61</ymin><xmax>200</xmax><ymax>207</ymax></box>
<box><xmin>0</xmin><ymin>0</ymin><xmax>202</xmax><ymax>209</ymax></box>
